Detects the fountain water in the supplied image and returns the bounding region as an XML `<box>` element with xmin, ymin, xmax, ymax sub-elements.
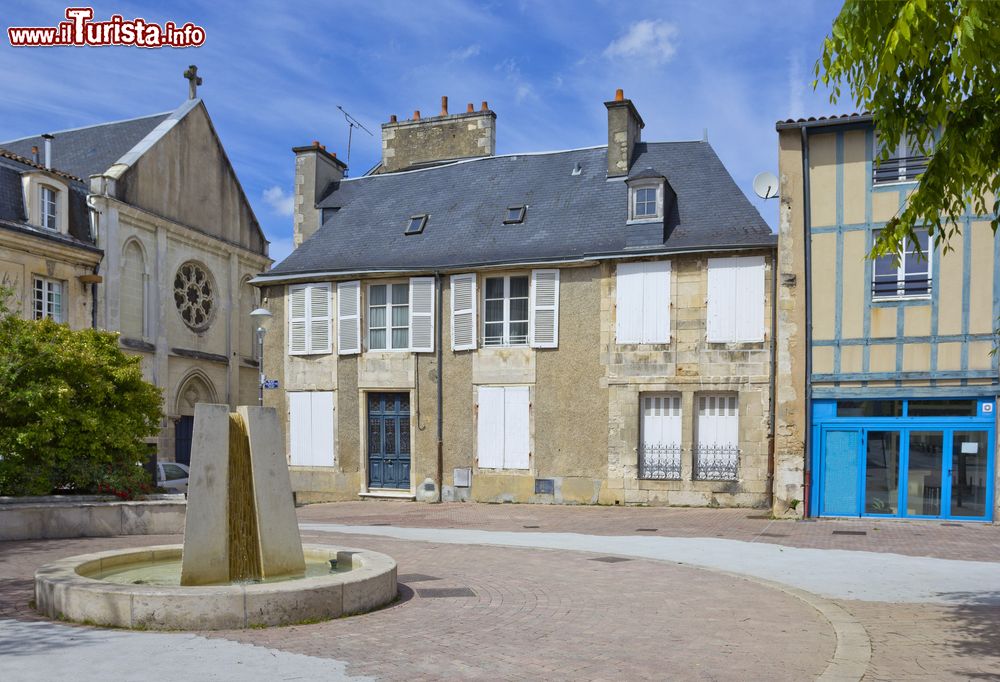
<box><xmin>34</xmin><ymin>405</ymin><xmax>397</xmax><ymax>629</ymax></box>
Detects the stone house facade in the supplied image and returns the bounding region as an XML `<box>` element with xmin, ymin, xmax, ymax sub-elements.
<box><xmin>775</xmin><ymin>114</ymin><xmax>999</xmax><ymax>522</ymax></box>
<box><xmin>2</xmin><ymin>86</ymin><xmax>271</xmax><ymax>464</ymax></box>
<box><xmin>255</xmin><ymin>91</ymin><xmax>776</xmax><ymax>507</ymax></box>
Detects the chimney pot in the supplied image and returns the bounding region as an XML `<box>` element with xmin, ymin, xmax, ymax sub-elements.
<box><xmin>615</xmin><ymin>88</ymin><xmax>624</xmax><ymax>102</ymax></box>
<box><xmin>31</xmin><ymin>145</ymin><xmax>39</xmax><ymax>164</ymax></box>
<box><xmin>441</xmin><ymin>96</ymin><xmax>449</xmax><ymax>116</ymax></box>
<box><xmin>481</xmin><ymin>101</ymin><xmax>489</xmax><ymax>111</ymax></box>
<box><xmin>467</xmin><ymin>102</ymin><xmax>474</xmax><ymax>113</ymax></box>
<box><xmin>331</xmin><ymin>152</ymin><xmax>337</xmax><ymax>158</ymax></box>
<box><xmin>41</xmin><ymin>133</ymin><xmax>53</xmax><ymax>169</ymax></box>
<box><xmin>312</xmin><ymin>140</ymin><xmax>321</xmax><ymax>148</ymax></box>
<box><xmin>390</xmin><ymin>114</ymin><xmax>397</xmax><ymax>123</ymax></box>
<box><xmin>414</xmin><ymin>110</ymin><xmax>421</xmax><ymax>120</ymax></box>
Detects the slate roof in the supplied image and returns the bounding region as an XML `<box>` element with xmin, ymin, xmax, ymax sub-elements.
<box><xmin>1</xmin><ymin>112</ymin><xmax>170</xmax><ymax>180</ymax></box>
<box><xmin>265</xmin><ymin>141</ymin><xmax>774</xmax><ymax>279</ymax></box>
<box><xmin>0</xmin><ymin>150</ymin><xmax>99</xmax><ymax>251</ymax></box>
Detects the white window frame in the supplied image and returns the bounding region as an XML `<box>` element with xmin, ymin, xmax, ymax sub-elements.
<box><xmin>367</xmin><ymin>281</ymin><xmax>411</xmax><ymax>351</ymax></box>
<box><xmin>873</xmin><ymin>133</ymin><xmax>930</xmax><ymax>185</ymax></box>
<box><xmin>871</xmin><ymin>229</ymin><xmax>932</xmax><ymax>301</ymax></box>
<box><xmin>627</xmin><ymin>180</ymin><xmax>664</xmax><ymax>223</ymax></box>
<box><xmin>694</xmin><ymin>393</ymin><xmax>740</xmax><ymax>481</ymax></box>
<box><xmin>483</xmin><ymin>273</ymin><xmax>530</xmax><ymax>347</ymax></box>
<box><xmin>40</xmin><ymin>185</ymin><xmax>58</xmax><ymax>230</ymax></box>
<box><xmin>287</xmin><ymin>283</ymin><xmax>332</xmax><ymax>356</ymax></box>
<box><xmin>33</xmin><ymin>276</ymin><xmax>63</xmax><ymax>322</ymax></box>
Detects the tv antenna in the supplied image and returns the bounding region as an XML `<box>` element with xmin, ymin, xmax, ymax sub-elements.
<box><xmin>337</xmin><ymin>105</ymin><xmax>373</xmax><ymax>169</ymax></box>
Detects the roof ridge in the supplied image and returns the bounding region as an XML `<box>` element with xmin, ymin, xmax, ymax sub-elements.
<box><xmin>0</xmin><ymin>147</ymin><xmax>83</xmax><ymax>182</ymax></box>
<box><xmin>1</xmin><ymin>110</ymin><xmax>173</xmax><ymax>143</ymax></box>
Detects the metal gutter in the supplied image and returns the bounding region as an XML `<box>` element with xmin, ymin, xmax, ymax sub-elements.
<box><xmin>801</xmin><ymin>125</ymin><xmax>813</xmax><ymax>518</ymax></box>
<box><xmin>775</xmin><ymin>114</ymin><xmax>872</xmax><ymax>131</ymax></box>
<box><xmin>435</xmin><ymin>271</ymin><xmax>444</xmax><ymax>500</ymax></box>
<box><xmin>767</xmin><ymin>251</ymin><xmax>778</xmax><ymax>510</ymax></box>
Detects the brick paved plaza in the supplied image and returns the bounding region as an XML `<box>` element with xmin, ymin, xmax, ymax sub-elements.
<box><xmin>3</xmin><ymin>502</ymin><xmax>1000</xmax><ymax>681</ymax></box>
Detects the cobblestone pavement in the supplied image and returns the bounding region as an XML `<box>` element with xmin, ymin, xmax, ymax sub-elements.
<box><xmin>2</xmin><ymin>502</ymin><xmax>999</xmax><ymax>680</ymax></box>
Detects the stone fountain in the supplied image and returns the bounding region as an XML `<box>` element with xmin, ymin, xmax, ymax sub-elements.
<box><xmin>34</xmin><ymin>404</ymin><xmax>396</xmax><ymax>630</ymax></box>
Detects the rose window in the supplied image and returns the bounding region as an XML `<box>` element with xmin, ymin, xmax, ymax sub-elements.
<box><xmin>173</xmin><ymin>262</ymin><xmax>215</xmax><ymax>331</ymax></box>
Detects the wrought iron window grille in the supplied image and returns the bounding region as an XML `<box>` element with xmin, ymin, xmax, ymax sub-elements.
<box><xmin>693</xmin><ymin>445</ymin><xmax>740</xmax><ymax>481</ymax></box>
<box><xmin>638</xmin><ymin>443</ymin><xmax>682</xmax><ymax>480</ymax></box>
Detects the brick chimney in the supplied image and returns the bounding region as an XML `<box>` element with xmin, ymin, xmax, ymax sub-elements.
<box><xmin>604</xmin><ymin>88</ymin><xmax>644</xmax><ymax>177</ymax></box>
<box><xmin>291</xmin><ymin>141</ymin><xmax>347</xmax><ymax>247</ymax></box>
<box><xmin>379</xmin><ymin>96</ymin><xmax>496</xmax><ymax>173</ymax></box>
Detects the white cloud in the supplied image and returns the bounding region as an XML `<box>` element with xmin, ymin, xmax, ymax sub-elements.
<box><xmin>604</xmin><ymin>20</ymin><xmax>679</xmax><ymax>65</ymax></box>
<box><xmin>787</xmin><ymin>51</ymin><xmax>805</xmax><ymax>119</ymax></box>
<box><xmin>449</xmin><ymin>44</ymin><xmax>481</xmax><ymax>61</ymax></box>
<box><xmin>262</xmin><ymin>185</ymin><xmax>294</xmax><ymax>217</ymax></box>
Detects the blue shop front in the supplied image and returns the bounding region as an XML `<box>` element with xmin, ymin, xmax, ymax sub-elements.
<box><xmin>811</xmin><ymin>398</ymin><xmax>996</xmax><ymax>521</ymax></box>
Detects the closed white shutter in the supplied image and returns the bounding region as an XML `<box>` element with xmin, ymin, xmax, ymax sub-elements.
<box><xmin>409</xmin><ymin>277</ymin><xmax>435</xmax><ymax>352</ymax></box>
<box><xmin>641</xmin><ymin>394</ymin><xmax>681</xmax><ymax>447</ymax></box>
<box><xmin>707</xmin><ymin>258</ymin><xmax>737</xmax><ymax>342</ymax></box>
<box><xmin>309</xmin><ymin>284</ymin><xmax>332</xmax><ymax>354</ymax></box>
<box><xmin>336</xmin><ymin>280</ymin><xmax>361</xmax><ymax>355</ymax></box>
<box><xmin>477</xmin><ymin>387</ymin><xmax>506</xmax><ymax>468</ymax></box>
<box><xmin>288</xmin><ymin>286</ymin><xmax>308</xmax><ymax>355</ymax></box>
<box><xmin>288</xmin><ymin>391</ymin><xmax>312</xmax><ymax>465</ymax></box>
<box><xmin>697</xmin><ymin>394</ymin><xmax>739</xmax><ymax>448</ymax></box>
<box><xmin>503</xmin><ymin>386</ymin><xmax>530</xmax><ymax>469</ymax></box>
<box><xmin>529</xmin><ymin>269</ymin><xmax>559</xmax><ymax>348</ymax></box>
<box><xmin>616</xmin><ymin>262</ymin><xmax>644</xmax><ymax>344</ymax></box>
<box><xmin>310</xmin><ymin>391</ymin><xmax>335</xmax><ymax>466</ymax></box>
<box><xmin>734</xmin><ymin>256</ymin><xmax>765</xmax><ymax>342</ymax></box>
<box><xmin>450</xmin><ymin>273</ymin><xmax>477</xmax><ymax>351</ymax></box>
<box><xmin>642</xmin><ymin>261</ymin><xmax>670</xmax><ymax>343</ymax></box>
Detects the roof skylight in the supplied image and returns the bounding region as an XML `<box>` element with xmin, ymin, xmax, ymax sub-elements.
<box><xmin>406</xmin><ymin>214</ymin><xmax>427</xmax><ymax>235</ymax></box>
<box><xmin>504</xmin><ymin>206</ymin><xmax>526</xmax><ymax>224</ymax></box>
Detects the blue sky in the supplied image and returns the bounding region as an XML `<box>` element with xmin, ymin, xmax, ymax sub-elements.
<box><xmin>2</xmin><ymin>0</ymin><xmax>847</xmax><ymax>264</ymax></box>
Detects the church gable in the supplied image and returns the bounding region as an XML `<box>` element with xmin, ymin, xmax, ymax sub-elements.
<box><xmin>116</xmin><ymin>101</ymin><xmax>266</xmax><ymax>255</ymax></box>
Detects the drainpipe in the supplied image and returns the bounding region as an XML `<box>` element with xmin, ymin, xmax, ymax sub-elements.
<box><xmin>801</xmin><ymin>126</ymin><xmax>813</xmax><ymax>518</ymax></box>
<box><xmin>435</xmin><ymin>271</ymin><xmax>443</xmax><ymax>501</ymax></box>
<box><xmin>767</xmin><ymin>247</ymin><xmax>778</xmax><ymax>510</ymax></box>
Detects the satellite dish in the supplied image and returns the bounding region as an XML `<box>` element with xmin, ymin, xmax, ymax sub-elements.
<box><xmin>753</xmin><ymin>171</ymin><xmax>779</xmax><ymax>200</ymax></box>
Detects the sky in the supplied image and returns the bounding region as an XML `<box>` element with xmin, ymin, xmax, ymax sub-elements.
<box><xmin>1</xmin><ymin>0</ymin><xmax>849</xmax><ymax>264</ymax></box>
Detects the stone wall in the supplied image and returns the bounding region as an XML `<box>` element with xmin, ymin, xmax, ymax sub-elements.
<box><xmin>380</xmin><ymin>108</ymin><xmax>496</xmax><ymax>173</ymax></box>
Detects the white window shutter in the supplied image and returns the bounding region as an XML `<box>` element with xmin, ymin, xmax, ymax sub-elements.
<box><xmin>288</xmin><ymin>391</ymin><xmax>311</xmax><ymax>464</ymax></box>
<box><xmin>337</xmin><ymin>280</ymin><xmax>361</xmax><ymax>355</ymax></box>
<box><xmin>503</xmin><ymin>386</ymin><xmax>530</xmax><ymax>469</ymax></box>
<box><xmin>450</xmin><ymin>273</ymin><xmax>477</xmax><ymax>351</ymax></box>
<box><xmin>529</xmin><ymin>269</ymin><xmax>559</xmax><ymax>348</ymax></box>
<box><xmin>642</xmin><ymin>395</ymin><xmax>682</xmax><ymax>447</ymax></box>
<box><xmin>643</xmin><ymin>261</ymin><xmax>670</xmax><ymax>343</ymax></box>
<box><xmin>308</xmin><ymin>284</ymin><xmax>332</xmax><ymax>354</ymax></box>
<box><xmin>288</xmin><ymin>286</ymin><xmax>308</xmax><ymax>355</ymax></box>
<box><xmin>477</xmin><ymin>387</ymin><xmax>506</xmax><ymax>468</ymax></box>
<box><xmin>707</xmin><ymin>259</ymin><xmax>737</xmax><ymax>342</ymax></box>
<box><xmin>310</xmin><ymin>391</ymin><xmax>335</xmax><ymax>466</ymax></box>
<box><xmin>409</xmin><ymin>277</ymin><xmax>435</xmax><ymax>352</ymax></box>
<box><xmin>734</xmin><ymin>256</ymin><xmax>765</xmax><ymax>342</ymax></box>
<box><xmin>615</xmin><ymin>262</ymin><xmax>644</xmax><ymax>344</ymax></box>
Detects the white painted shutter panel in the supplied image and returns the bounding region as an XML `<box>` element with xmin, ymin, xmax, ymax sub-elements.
<box><xmin>450</xmin><ymin>274</ymin><xmax>477</xmax><ymax>351</ymax></box>
<box><xmin>697</xmin><ymin>395</ymin><xmax>739</xmax><ymax>448</ymax></box>
<box><xmin>288</xmin><ymin>286</ymin><xmax>308</xmax><ymax>355</ymax></box>
<box><xmin>616</xmin><ymin>262</ymin><xmax>644</xmax><ymax>344</ymax></box>
<box><xmin>734</xmin><ymin>256</ymin><xmax>765</xmax><ymax>342</ymax></box>
<box><xmin>310</xmin><ymin>391</ymin><xmax>335</xmax><ymax>466</ymax></box>
<box><xmin>707</xmin><ymin>259</ymin><xmax>737</xmax><ymax>342</ymax></box>
<box><xmin>336</xmin><ymin>280</ymin><xmax>361</xmax><ymax>355</ymax></box>
<box><xmin>642</xmin><ymin>261</ymin><xmax>671</xmax><ymax>343</ymax></box>
<box><xmin>409</xmin><ymin>277</ymin><xmax>435</xmax><ymax>352</ymax></box>
<box><xmin>288</xmin><ymin>392</ymin><xmax>312</xmax><ymax>465</ymax></box>
<box><xmin>529</xmin><ymin>269</ymin><xmax>559</xmax><ymax>348</ymax></box>
<box><xmin>503</xmin><ymin>386</ymin><xmax>530</xmax><ymax>469</ymax></box>
<box><xmin>642</xmin><ymin>395</ymin><xmax>681</xmax><ymax>447</ymax></box>
<box><xmin>477</xmin><ymin>387</ymin><xmax>506</xmax><ymax>468</ymax></box>
<box><xmin>308</xmin><ymin>284</ymin><xmax>332</xmax><ymax>354</ymax></box>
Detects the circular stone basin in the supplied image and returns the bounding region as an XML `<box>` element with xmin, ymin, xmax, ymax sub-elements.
<box><xmin>35</xmin><ymin>544</ymin><xmax>397</xmax><ymax>630</ymax></box>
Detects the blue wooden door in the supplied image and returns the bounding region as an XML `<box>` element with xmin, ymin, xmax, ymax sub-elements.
<box><xmin>367</xmin><ymin>393</ymin><xmax>411</xmax><ymax>489</ymax></box>
<box><xmin>819</xmin><ymin>428</ymin><xmax>862</xmax><ymax>516</ymax></box>
<box><xmin>174</xmin><ymin>415</ymin><xmax>194</xmax><ymax>466</ymax></box>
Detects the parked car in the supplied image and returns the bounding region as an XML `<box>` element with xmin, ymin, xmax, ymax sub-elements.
<box><xmin>157</xmin><ymin>462</ymin><xmax>190</xmax><ymax>494</ymax></box>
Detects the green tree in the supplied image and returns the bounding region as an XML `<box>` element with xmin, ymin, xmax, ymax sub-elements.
<box><xmin>817</xmin><ymin>0</ymin><xmax>1000</xmax><ymax>258</ymax></box>
<box><xmin>0</xmin><ymin>313</ymin><xmax>163</xmax><ymax>497</ymax></box>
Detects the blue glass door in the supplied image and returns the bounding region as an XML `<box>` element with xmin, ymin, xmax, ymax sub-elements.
<box><xmin>819</xmin><ymin>428</ymin><xmax>862</xmax><ymax>516</ymax></box>
<box><xmin>367</xmin><ymin>392</ymin><xmax>411</xmax><ymax>489</ymax></box>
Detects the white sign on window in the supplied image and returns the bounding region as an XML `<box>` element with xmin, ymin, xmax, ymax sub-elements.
<box><xmin>961</xmin><ymin>442</ymin><xmax>979</xmax><ymax>454</ymax></box>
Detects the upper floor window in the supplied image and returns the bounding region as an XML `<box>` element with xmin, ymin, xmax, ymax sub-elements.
<box><xmin>40</xmin><ymin>185</ymin><xmax>58</xmax><ymax>230</ymax></box>
<box><xmin>873</xmin><ymin>134</ymin><xmax>930</xmax><ymax>185</ymax></box>
<box><xmin>484</xmin><ymin>275</ymin><xmax>529</xmax><ymax>346</ymax></box>
<box><xmin>634</xmin><ymin>187</ymin><xmax>657</xmax><ymax>218</ymax></box>
<box><xmin>288</xmin><ymin>282</ymin><xmax>332</xmax><ymax>355</ymax></box>
<box><xmin>369</xmin><ymin>282</ymin><xmax>410</xmax><ymax>350</ymax></box>
<box><xmin>706</xmin><ymin>256</ymin><xmax>766</xmax><ymax>343</ymax></box>
<box><xmin>33</xmin><ymin>277</ymin><xmax>63</xmax><ymax>322</ymax></box>
<box><xmin>616</xmin><ymin>260</ymin><xmax>670</xmax><ymax>344</ymax></box>
<box><xmin>872</xmin><ymin>229</ymin><xmax>931</xmax><ymax>299</ymax></box>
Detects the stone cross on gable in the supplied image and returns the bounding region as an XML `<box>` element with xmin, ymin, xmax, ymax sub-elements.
<box><xmin>184</xmin><ymin>65</ymin><xmax>203</xmax><ymax>100</ymax></box>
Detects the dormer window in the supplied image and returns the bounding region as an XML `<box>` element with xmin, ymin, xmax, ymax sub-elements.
<box><xmin>626</xmin><ymin>168</ymin><xmax>667</xmax><ymax>223</ymax></box>
<box><xmin>40</xmin><ymin>185</ymin><xmax>58</xmax><ymax>230</ymax></box>
<box><xmin>406</xmin><ymin>214</ymin><xmax>427</xmax><ymax>235</ymax></box>
<box><xmin>633</xmin><ymin>188</ymin><xmax>656</xmax><ymax>218</ymax></box>
<box><xmin>504</xmin><ymin>206</ymin><xmax>526</xmax><ymax>224</ymax></box>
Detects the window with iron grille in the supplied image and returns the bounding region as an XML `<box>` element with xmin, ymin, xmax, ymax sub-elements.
<box><xmin>695</xmin><ymin>394</ymin><xmax>739</xmax><ymax>480</ymax></box>
<box><xmin>873</xmin><ymin>134</ymin><xmax>929</xmax><ymax>185</ymax></box>
<box><xmin>483</xmin><ymin>275</ymin><xmax>529</xmax><ymax>346</ymax></box>
<box><xmin>872</xmin><ymin>229</ymin><xmax>931</xmax><ymax>299</ymax></box>
<box><xmin>639</xmin><ymin>393</ymin><xmax>682</xmax><ymax>480</ymax></box>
